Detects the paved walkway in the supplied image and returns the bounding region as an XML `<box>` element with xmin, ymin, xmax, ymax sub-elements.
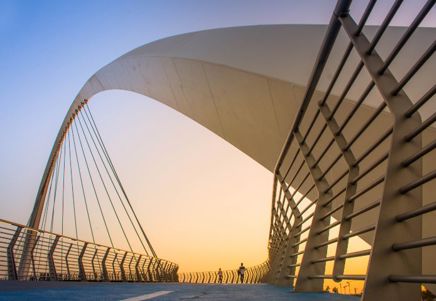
<box><xmin>0</xmin><ymin>282</ymin><xmax>360</xmax><ymax>301</ymax></box>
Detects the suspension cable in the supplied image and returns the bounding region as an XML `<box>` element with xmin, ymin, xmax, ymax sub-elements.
<box><xmin>50</xmin><ymin>138</ymin><xmax>65</xmax><ymax>233</ymax></box>
<box><xmin>41</xmin><ymin>153</ymin><xmax>57</xmax><ymax>232</ymax></box>
<box><xmin>70</xmin><ymin>120</ymin><xmax>101</xmax><ymax>271</ymax></box>
<box><xmin>72</xmin><ymin>121</ymin><xmax>115</xmax><ymax>249</ymax></box>
<box><xmin>38</xmin><ymin>141</ymin><xmax>64</xmax><ymax>270</ymax></box>
<box><xmin>75</xmin><ymin>113</ymin><xmax>135</xmax><ymax>253</ymax></box>
<box><xmin>84</xmin><ymin>104</ymin><xmax>157</xmax><ymax>257</ymax></box>
<box><xmin>67</xmin><ymin>131</ymin><xmax>80</xmax><ymax>252</ymax></box>
<box><xmin>35</xmin><ymin>152</ymin><xmax>58</xmax><ymax>275</ymax></box>
<box><xmin>61</xmin><ymin>132</ymin><xmax>67</xmax><ymax>238</ymax></box>
<box><xmin>61</xmin><ymin>131</ymin><xmax>68</xmax><ymax>275</ymax></box>
<box><xmin>80</xmin><ymin>108</ymin><xmax>150</xmax><ymax>256</ymax></box>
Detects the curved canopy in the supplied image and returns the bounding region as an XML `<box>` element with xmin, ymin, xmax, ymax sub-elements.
<box><xmin>30</xmin><ymin>25</ymin><xmax>436</xmax><ymax>278</ymax></box>
<box><xmin>69</xmin><ymin>24</ymin><xmax>434</xmax><ymax>171</ymax></box>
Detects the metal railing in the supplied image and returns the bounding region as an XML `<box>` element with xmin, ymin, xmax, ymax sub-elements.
<box><xmin>267</xmin><ymin>0</ymin><xmax>435</xmax><ymax>300</ymax></box>
<box><xmin>0</xmin><ymin>218</ymin><xmax>178</xmax><ymax>282</ymax></box>
<box><xmin>178</xmin><ymin>262</ymin><xmax>269</xmax><ymax>284</ymax></box>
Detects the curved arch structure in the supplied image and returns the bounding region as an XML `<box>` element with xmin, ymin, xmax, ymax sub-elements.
<box><xmin>29</xmin><ymin>24</ymin><xmax>435</xmax><ymax>230</ymax></box>
<box><xmin>25</xmin><ymin>11</ymin><xmax>436</xmax><ymax>300</ymax></box>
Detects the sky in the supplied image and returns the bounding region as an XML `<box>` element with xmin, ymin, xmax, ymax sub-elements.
<box><xmin>0</xmin><ymin>0</ymin><xmax>434</xmax><ymax>276</ymax></box>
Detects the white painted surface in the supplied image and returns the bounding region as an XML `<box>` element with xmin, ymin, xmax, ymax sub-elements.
<box><xmin>120</xmin><ymin>290</ymin><xmax>173</xmax><ymax>301</ymax></box>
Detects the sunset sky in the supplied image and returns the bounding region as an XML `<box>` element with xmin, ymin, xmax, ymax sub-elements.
<box><xmin>0</xmin><ymin>0</ymin><xmax>434</xmax><ymax>277</ymax></box>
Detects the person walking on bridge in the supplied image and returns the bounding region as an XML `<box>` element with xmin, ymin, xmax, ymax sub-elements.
<box><xmin>237</xmin><ymin>263</ymin><xmax>246</xmax><ymax>283</ymax></box>
<box><xmin>217</xmin><ymin>268</ymin><xmax>223</xmax><ymax>283</ymax></box>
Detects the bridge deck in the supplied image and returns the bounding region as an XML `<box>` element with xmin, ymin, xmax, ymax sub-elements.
<box><xmin>0</xmin><ymin>282</ymin><xmax>359</xmax><ymax>300</ymax></box>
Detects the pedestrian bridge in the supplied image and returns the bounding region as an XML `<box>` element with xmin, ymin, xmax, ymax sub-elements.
<box><xmin>1</xmin><ymin>1</ymin><xmax>435</xmax><ymax>300</ymax></box>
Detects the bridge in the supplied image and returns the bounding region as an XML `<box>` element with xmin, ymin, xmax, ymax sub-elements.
<box><xmin>1</xmin><ymin>0</ymin><xmax>435</xmax><ymax>300</ymax></box>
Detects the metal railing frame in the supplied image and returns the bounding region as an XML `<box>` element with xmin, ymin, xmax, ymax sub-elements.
<box><xmin>0</xmin><ymin>218</ymin><xmax>177</xmax><ymax>282</ymax></box>
<box><xmin>267</xmin><ymin>0</ymin><xmax>435</xmax><ymax>300</ymax></box>
<box><xmin>178</xmin><ymin>262</ymin><xmax>270</xmax><ymax>284</ymax></box>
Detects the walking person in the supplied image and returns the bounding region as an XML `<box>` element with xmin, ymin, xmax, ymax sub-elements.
<box><xmin>217</xmin><ymin>268</ymin><xmax>223</xmax><ymax>283</ymax></box>
<box><xmin>237</xmin><ymin>263</ymin><xmax>246</xmax><ymax>283</ymax></box>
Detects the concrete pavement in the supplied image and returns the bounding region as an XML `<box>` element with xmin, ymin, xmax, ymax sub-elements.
<box><xmin>0</xmin><ymin>282</ymin><xmax>360</xmax><ymax>300</ymax></box>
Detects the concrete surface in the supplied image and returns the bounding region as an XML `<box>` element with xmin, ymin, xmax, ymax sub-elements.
<box><xmin>0</xmin><ymin>281</ymin><xmax>359</xmax><ymax>300</ymax></box>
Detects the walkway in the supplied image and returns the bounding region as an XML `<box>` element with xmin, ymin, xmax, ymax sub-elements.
<box><xmin>0</xmin><ymin>282</ymin><xmax>359</xmax><ymax>300</ymax></box>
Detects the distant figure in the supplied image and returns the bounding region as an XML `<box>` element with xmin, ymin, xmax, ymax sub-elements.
<box><xmin>217</xmin><ymin>268</ymin><xmax>223</xmax><ymax>283</ymax></box>
<box><xmin>237</xmin><ymin>263</ymin><xmax>246</xmax><ymax>283</ymax></box>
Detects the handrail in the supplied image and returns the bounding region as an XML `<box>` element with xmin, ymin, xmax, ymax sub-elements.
<box><xmin>0</xmin><ymin>218</ymin><xmax>178</xmax><ymax>282</ymax></box>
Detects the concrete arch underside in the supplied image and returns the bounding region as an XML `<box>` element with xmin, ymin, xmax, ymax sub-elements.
<box><xmin>34</xmin><ymin>25</ymin><xmax>436</xmax><ymax>280</ymax></box>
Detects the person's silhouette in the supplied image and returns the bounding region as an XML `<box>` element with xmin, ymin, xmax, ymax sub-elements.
<box><xmin>217</xmin><ymin>268</ymin><xmax>223</xmax><ymax>283</ymax></box>
<box><xmin>237</xmin><ymin>263</ymin><xmax>246</xmax><ymax>283</ymax></box>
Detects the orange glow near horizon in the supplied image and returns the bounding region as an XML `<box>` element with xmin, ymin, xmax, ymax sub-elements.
<box><xmin>87</xmin><ymin>90</ymin><xmax>271</xmax><ymax>273</ymax></box>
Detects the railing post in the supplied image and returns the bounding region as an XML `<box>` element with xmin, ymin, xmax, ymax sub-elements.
<box><xmin>253</xmin><ymin>267</ymin><xmax>258</xmax><ymax>283</ymax></box>
<box><xmin>318</xmin><ymin>103</ymin><xmax>359</xmax><ymax>280</ymax></box>
<box><xmin>102</xmin><ymin>247</ymin><xmax>110</xmax><ymax>281</ymax></box>
<box><xmin>127</xmin><ymin>254</ymin><xmax>134</xmax><ymax>281</ymax></box>
<box><xmin>146</xmin><ymin>257</ymin><xmax>154</xmax><ymax>281</ymax></box>
<box><xmin>231</xmin><ymin>270</ymin><xmax>236</xmax><ymax>283</ymax></box>
<box><xmin>7</xmin><ymin>226</ymin><xmax>22</xmax><ymax>280</ymax></box>
<box><xmin>174</xmin><ymin>265</ymin><xmax>179</xmax><ymax>282</ymax></box>
<box><xmin>294</xmin><ymin>131</ymin><xmax>332</xmax><ymax>292</ymax></box>
<box><xmin>91</xmin><ymin>248</ymin><xmax>98</xmax><ymax>280</ymax></box>
<box><xmin>135</xmin><ymin>255</ymin><xmax>142</xmax><ymax>282</ymax></box>
<box><xmin>112</xmin><ymin>253</ymin><xmax>119</xmax><ymax>280</ymax></box>
<box><xmin>275</xmin><ymin>177</ymin><xmax>304</xmax><ymax>287</ymax></box>
<box><xmin>120</xmin><ymin>251</ymin><xmax>128</xmax><ymax>281</ymax></box>
<box><xmin>138</xmin><ymin>255</ymin><xmax>147</xmax><ymax>282</ymax></box>
<box><xmin>160</xmin><ymin>261</ymin><xmax>167</xmax><ymax>282</ymax></box>
<box><xmin>143</xmin><ymin>257</ymin><xmax>150</xmax><ymax>281</ymax></box>
<box><xmin>155</xmin><ymin>259</ymin><xmax>161</xmax><ymax>282</ymax></box>
<box><xmin>78</xmin><ymin>242</ymin><xmax>88</xmax><ymax>281</ymax></box>
<box><xmin>172</xmin><ymin>264</ymin><xmax>177</xmax><ymax>282</ymax></box>
<box><xmin>168</xmin><ymin>263</ymin><xmax>173</xmax><ymax>282</ymax></box>
<box><xmin>166</xmin><ymin>262</ymin><xmax>171</xmax><ymax>282</ymax></box>
<box><xmin>30</xmin><ymin>235</ymin><xmax>40</xmax><ymax>280</ymax></box>
<box><xmin>166</xmin><ymin>263</ymin><xmax>172</xmax><ymax>282</ymax></box>
<box><xmin>65</xmin><ymin>243</ymin><xmax>73</xmax><ymax>280</ymax></box>
<box><xmin>48</xmin><ymin>235</ymin><xmax>60</xmax><ymax>280</ymax></box>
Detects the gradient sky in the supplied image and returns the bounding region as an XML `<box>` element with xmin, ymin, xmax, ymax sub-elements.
<box><xmin>1</xmin><ymin>0</ymin><xmax>434</xmax><ymax>274</ymax></box>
